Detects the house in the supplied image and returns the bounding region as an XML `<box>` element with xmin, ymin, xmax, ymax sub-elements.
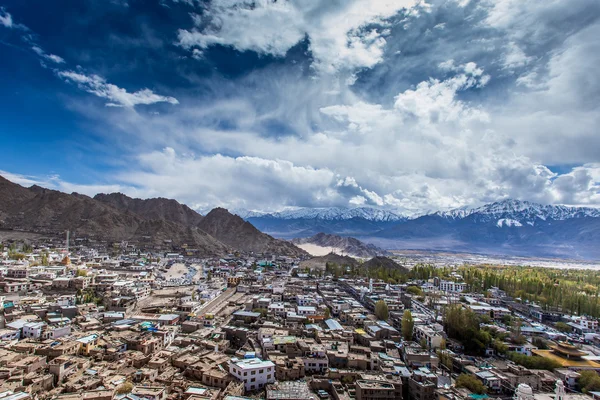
<box><xmin>229</xmin><ymin>358</ymin><xmax>275</xmax><ymax>393</ymax></box>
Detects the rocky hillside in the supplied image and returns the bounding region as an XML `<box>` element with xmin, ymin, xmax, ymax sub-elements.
<box><xmin>362</xmin><ymin>256</ymin><xmax>410</xmax><ymax>274</ymax></box>
<box><xmin>299</xmin><ymin>252</ymin><xmax>358</xmax><ymax>271</ymax></box>
<box><xmin>292</xmin><ymin>232</ymin><xmax>389</xmax><ymax>258</ymax></box>
<box><xmin>95</xmin><ymin>192</ymin><xmax>204</xmax><ymax>226</ymax></box>
<box><xmin>0</xmin><ymin>176</ymin><xmax>304</xmax><ymax>257</ymax></box>
<box><xmin>198</xmin><ymin>208</ymin><xmax>307</xmax><ymax>257</ymax></box>
<box><xmin>0</xmin><ymin>178</ymin><xmax>228</xmax><ymax>255</ymax></box>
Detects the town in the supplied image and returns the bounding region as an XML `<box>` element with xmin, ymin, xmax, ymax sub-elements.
<box><xmin>2</xmin><ymin>239</ymin><xmax>600</xmax><ymax>400</ymax></box>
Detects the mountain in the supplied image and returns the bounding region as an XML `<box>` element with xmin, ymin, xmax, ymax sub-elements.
<box><xmin>435</xmin><ymin>199</ymin><xmax>600</xmax><ymax>223</ymax></box>
<box><xmin>362</xmin><ymin>256</ymin><xmax>410</xmax><ymax>275</ymax></box>
<box><xmin>0</xmin><ymin>177</ymin><xmax>304</xmax><ymax>257</ymax></box>
<box><xmin>292</xmin><ymin>232</ymin><xmax>389</xmax><ymax>258</ymax></box>
<box><xmin>0</xmin><ymin>179</ymin><xmax>227</xmax><ymax>255</ymax></box>
<box><xmin>242</xmin><ymin>207</ymin><xmax>406</xmax><ymax>239</ymax></box>
<box><xmin>197</xmin><ymin>208</ymin><xmax>307</xmax><ymax>257</ymax></box>
<box><xmin>94</xmin><ymin>192</ymin><xmax>204</xmax><ymax>226</ymax></box>
<box><xmin>371</xmin><ymin>199</ymin><xmax>600</xmax><ymax>259</ymax></box>
<box><xmin>299</xmin><ymin>252</ymin><xmax>359</xmax><ymax>271</ymax></box>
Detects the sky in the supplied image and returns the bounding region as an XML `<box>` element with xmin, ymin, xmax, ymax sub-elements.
<box><xmin>1</xmin><ymin>0</ymin><xmax>599</xmax><ymax>216</ymax></box>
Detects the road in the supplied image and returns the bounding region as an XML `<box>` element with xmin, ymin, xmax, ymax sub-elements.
<box><xmin>197</xmin><ymin>287</ymin><xmax>237</xmax><ymax>317</ymax></box>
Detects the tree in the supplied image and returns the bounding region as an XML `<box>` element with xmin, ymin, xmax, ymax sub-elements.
<box><xmin>406</xmin><ymin>286</ymin><xmax>423</xmax><ymax>296</ymax></box>
<box><xmin>443</xmin><ymin>305</ymin><xmax>491</xmax><ymax>356</ymax></box>
<box><xmin>76</xmin><ymin>269</ymin><xmax>88</xmax><ymax>277</ymax></box>
<box><xmin>252</xmin><ymin>308</ymin><xmax>268</xmax><ymax>317</ymax></box>
<box><xmin>533</xmin><ymin>337</ymin><xmax>549</xmax><ymax>350</ymax></box>
<box><xmin>492</xmin><ymin>339</ymin><xmax>508</xmax><ymax>355</ymax></box>
<box><xmin>323</xmin><ymin>307</ymin><xmax>331</xmax><ymax>319</ymax></box>
<box><xmin>402</xmin><ymin>310</ymin><xmax>414</xmax><ymax>341</ymax></box>
<box><xmin>579</xmin><ymin>371</ymin><xmax>600</xmax><ymax>393</ymax></box>
<box><xmin>455</xmin><ymin>374</ymin><xmax>486</xmax><ymax>394</ymax></box>
<box><xmin>508</xmin><ymin>352</ymin><xmax>560</xmax><ymax>371</ymax></box>
<box><xmin>375</xmin><ymin>300</ymin><xmax>389</xmax><ymax>321</ymax></box>
<box><xmin>116</xmin><ymin>382</ymin><xmax>134</xmax><ymax>394</ymax></box>
<box><xmin>420</xmin><ymin>337</ymin><xmax>428</xmax><ymax>349</ymax></box>
<box><xmin>555</xmin><ymin>322</ymin><xmax>571</xmax><ymax>333</ymax></box>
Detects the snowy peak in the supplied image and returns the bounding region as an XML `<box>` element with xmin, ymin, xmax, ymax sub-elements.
<box><xmin>437</xmin><ymin>199</ymin><xmax>600</xmax><ymax>226</ymax></box>
<box><xmin>237</xmin><ymin>207</ymin><xmax>406</xmax><ymax>222</ymax></box>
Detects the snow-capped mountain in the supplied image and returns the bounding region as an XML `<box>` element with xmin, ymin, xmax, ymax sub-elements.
<box><xmin>265</xmin><ymin>207</ymin><xmax>405</xmax><ymax>222</ymax></box>
<box><xmin>374</xmin><ymin>199</ymin><xmax>600</xmax><ymax>259</ymax></box>
<box><xmin>436</xmin><ymin>199</ymin><xmax>600</xmax><ymax>226</ymax></box>
<box><xmin>239</xmin><ymin>207</ymin><xmax>406</xmax><ymax>239</ymax></box>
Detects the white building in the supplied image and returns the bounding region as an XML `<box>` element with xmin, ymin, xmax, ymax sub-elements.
<box><xmin>413</xmin><ymin>325</ymin><xmax>444</xmax><ymax>349</ymax></box>
<box><xmin>297</xmin><ymin>306</ymin><xmax>317</xmax><ymax>316</ymax></box>
<box><xmin>229</xmin><ymin>358</ymin><xmax>275</xmax><ymax>393</ymax></box>
<box><xmin>22</xmin><ymin>322</ymin><xmax>46</xmax><ymax>339</ymax></box>
<box><xmin>439</xmin><ymin>281</ymin><xmax>466</xmax><ymax>293</ymax></box>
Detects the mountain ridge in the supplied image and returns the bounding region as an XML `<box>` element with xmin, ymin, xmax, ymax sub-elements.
<box><xmin>0</xmin><ymin>177</ymin><xmax>304</xmax><ymax>257</ymax></box>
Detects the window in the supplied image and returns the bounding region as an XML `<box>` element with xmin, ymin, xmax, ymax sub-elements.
<box><xmin>267</xmin><ymin>374</ymin><xmax>271</xmax><ymax>379</ymax></box>
<box><xmin>251</xmin><ymin>378</ymin><xmax>256</xmax><ymax>382</ymax></box>
<box><xmin>251</xmin><ymin>370</ymin><xmax>256</xmax><ymax>375</ymax></box>
<box><xmin>259</xmin><ymin>369</ymin><xmax>264</xmax><ymax>373</ymax></box>
<box><xmin>250</xmin><ymin>385</ymin><xmax>255</xmax><ymax>390</ymax></box>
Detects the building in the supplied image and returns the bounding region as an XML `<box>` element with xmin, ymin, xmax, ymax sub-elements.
<box><xmin>22</xmin><ymin>322</ymin><xmax>46</xmax><ymax>339</ymax></box>
<box><xmin>413</xmin><ymin>325</ymin><xmax>444</xmax><ymax>350</ymax></box>
<box><xmin>356</xmin><ymin>380</ymin><xmax>402</xmax><ymax>400</ymax></box>
<box><xmin>438</xmin><ymin>281</ymin><xmax>466</xmax><ymax>293</ymax></box>
<box><xmin>229</xmin><ymin>358</ymin><xmax>275</xmax><ymax>393</ymax></box>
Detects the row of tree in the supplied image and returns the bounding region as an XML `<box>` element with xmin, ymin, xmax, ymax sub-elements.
<box><xmin>459</xmin><ymin>266</ymin><xmax>600</xmax><ymax>317</ymax></box>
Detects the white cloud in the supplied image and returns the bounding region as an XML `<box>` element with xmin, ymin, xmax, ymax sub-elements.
<box><xmin>7</xmin><ymin>0</ymin><xmax>600</xmax><ymax>215</ymax></box>
<box><xmin>177</xmin><ymin>0</ymin><xmax>420</xmax><ymax>74</ymax></box>
<box><xmin>58</xmin><ymin>71</ymin><xmax>179</xmax><ymax>108</ymax></box>
<box><xmin>32</xmin><ymin>46</ymin><xmax>65</xmax><ymax>64</ymax></box>
<box><xmin>0</xmin><ymin>7</ymin><xmax>13</xmax><ymax>28</ymax></box>
<box><xmin>0</xmin><ymin>170</ymin><xmax>133</xmax><ymax>198</ymax></box>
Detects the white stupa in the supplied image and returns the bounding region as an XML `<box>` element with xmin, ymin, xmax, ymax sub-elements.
<box><xmin>555</xmin><ymin>380</ymin><xmax>565</xmax><ymax>400</ymax></box>
<box><xmin>515</xmin><ymin>383</ymin><xmax>534</xmax><ymax>400</ymax></box>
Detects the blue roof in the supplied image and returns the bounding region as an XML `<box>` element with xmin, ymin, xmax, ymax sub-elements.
<box><xmin>325</xmin><ymin>319</ymin><xmax>344</xmax><ymax>331</ymax></box>
<box><xmin>234</xmin><ymin>311</ymin><xmax>261</xmax><ymax>317</ymax></box>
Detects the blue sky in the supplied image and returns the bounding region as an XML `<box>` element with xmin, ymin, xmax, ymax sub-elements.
<box><xmin>1</xmin><ymin>0</ymin><xmax>599</xmax><ymax>215</ymax></box>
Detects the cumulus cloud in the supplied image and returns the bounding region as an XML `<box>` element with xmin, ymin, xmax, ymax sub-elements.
<box><xmin>5</xmin><ymin>0</ymin><xmax>600</xmax><ymax>215</ymax></box>
<box><xmin>177</xmin><ymin>0</ymin><xmax>421</xmax><ymax>74</ymax></box>
<box><xmin>58</xmin><ymin>71</ymin><xmax>179</xmax><ymax>108</ymax></box>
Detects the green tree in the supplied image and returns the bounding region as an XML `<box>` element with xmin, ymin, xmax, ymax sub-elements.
<box><xmin>533</xmin><ymin>337</ymin><xmax>549</xmax><ymax>350</ymax></box>
<box><xmin>579</xmin><ymin>371</ymin><xmax>600</xmax><ymax>393</ymax></box>
<box><xmin>401</xmin><ymin>310</ymin><xmax>414</xmax><ymax>341</ymax></box>
<box><xmin>555</xmin><ymin>322</ymin><xmax>571</xmax><ymax>333</ymax></box>
<box><xmin>76</xmin><ymin>269</ymin><xmax>88</xmax><ymax>277</ymax></box>
<box><xmin>508</xmin><ymin>352</ymin><xmax>560</xmax><ymax>371</ymax></box>
<box><xmin>375</xmin><ymin>300</ymin><xmax>389</xmax><ymax>321</ymax></box>
<box><xmin>492</xmin><ymin>339</ymin><xmax>508</xmax><ymax>355</ymax></box>
<box><xmin>406</xmin><ymin>286</ymin><xmax>423</xmax><ymax>296</ymax></box>
<box><xmin>323</xmin><ymin>307</ymin><xmax>331</xmax><ymax>319</ymax></box>
<box><xmin>455</xmin><ymin>374</ymin><xmax>486</xmax><ymax>394</ymax></box>
<box><xmin>443</xmin><ymin>305</ymin><xmax>491</xmax><ymax>356</ymax></box>
<box><xmin>252</xmin><ymin>308</ymin><xmax>268</xmax><ymax>317</ymax></box>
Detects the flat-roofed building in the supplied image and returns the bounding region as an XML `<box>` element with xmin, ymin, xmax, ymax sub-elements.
<box><xmin>356</xmin><ymin>379</ymin><xmax>402</xmax><ymax>400</ymax></box>
<box><xmin>229</xmin><ymin>358</ymin><xmax>275</xmax><ymax>393</ymax></box>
